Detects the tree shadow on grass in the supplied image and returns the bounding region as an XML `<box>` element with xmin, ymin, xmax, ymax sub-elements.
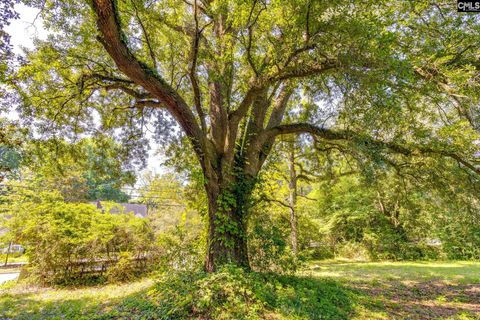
<box><xmin>354</xmin><ymin>280</ymin><xmax>480</xmax><ymax>320</ymax></box>
<box><xmin>0</xmin><ymin>273</ymin><xmax>360</xmax><ymax>319</ymax></box>
<box><xmin>0</xmin><ymin>275</ymin><xmax>364</xmax><ymax>320</ymax></box>
<box><xmin>0</xmin><ymin>278</ymin><xmax>155</xmax><ymax>320</ymax></box>
<box><xmin>254</xmin><ymin>274</ymin><xmax>357</xmax><ymax>320</ymax></box>
<box><xmin>5</xmin><ymin>272</ymin><xmax>478</xmax><ymax>320</ymax></box>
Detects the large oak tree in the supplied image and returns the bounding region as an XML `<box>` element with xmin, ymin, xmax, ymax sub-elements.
<box><xmin>8</xmin><ymin>0</ymin><xmax>480</xmax><ymax>271</ymax></box>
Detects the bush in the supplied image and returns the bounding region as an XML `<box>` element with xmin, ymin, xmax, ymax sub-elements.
<box><xmin>335</xmin><ymin>242</ymin><xmax>369</xmax><ymax>261</ymax></box>
<box><xmin>105</xmin><ymin>265</ymin><xmax>354</xmax><ymax>320</ymax></box>
<box><xmin>248</xmin><ymin>211</ymin><xmax>302</xmax><ymax>274</ymax></box>
<box><xmin>1</xmin><ymin>189</ymin><xmax>156</xmax><ymax>285</ymax></box>
<box><xmin>106</xmin><ymin>252</ymin><xmax>138</xmax><ymax>283</ymax></box>
<box><xmin>155</xmin><ymin>224</ymin><xmax>203</xmax><ymax>272</ymax></box>
<box><xmin>194</xmin><ymin>266</ymin><xmax>265</xmax><ymax>319</ymax></box>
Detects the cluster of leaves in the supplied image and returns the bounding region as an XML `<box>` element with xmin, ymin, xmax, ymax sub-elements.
<box><xmin>0</xmin><ymin>0</ymin><xmax>19</xmax><ymax>83</ymax></box>
<box><xmin>0</xmin><ymin>181</ymin><xmax>155</xmax><ymax>284</ymax></box>
<box><xmin>154</xmin><ymin>214</ymin><xmax>205</xmax><ymax>272</ymax></box>
<box><xmin>253</xmin><ymin>128</ymin><xmax>480</xmax><ymax>262</ymax></box>
<box><xmin>0</xmin><ymin>117</ymin><xmax>26</xmax><ymax>182</ymax></box>
<box><xmin>22</xmin><ymin>136</ymin><xmax>135</xmax><ymax>202</ymax></box>
<box><xmin>248</xmin><ymin>207</ymin><xmax>303</xmax><ymax>273</ymax></box>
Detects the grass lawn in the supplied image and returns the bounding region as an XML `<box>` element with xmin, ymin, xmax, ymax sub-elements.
<box><xmin>0</xmin><ymin>261</ymin><xmax>479</xmax><ymax>319</ymax></box>
<box><xmin>307</xmin><ymin>260</ymin><xmax>480</xmax><ymax>319</ymax></box>
<box><xmin>0</xmin><ymin>277</ymin><xmax>156</xmax><ymax>320</ymax></box>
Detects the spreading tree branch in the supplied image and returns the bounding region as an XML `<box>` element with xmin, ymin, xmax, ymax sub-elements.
<box><xmin>262</xmin><ymin>123</ymin><xmax>480</xmax><ymax>175</ymax></box>
<box><xmin>189</xmin><ymin>0</ymin><xmax>207</xmax><ymax>132</ymax></box>
<box><xmin>90</xmin><ymin>0</ymin><xmax>205</xmax><ymax>156</ymax></box>
<box><xmin>131</xmin><ymin>1</ymin><xmax>158</xmax><ymax>70</ymax></box>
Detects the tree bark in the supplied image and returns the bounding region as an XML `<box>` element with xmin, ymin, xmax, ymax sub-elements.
<box><xmin>204</xmin><ymin>178</ymin><xmax>251</xmax><ymax>272</ymax></box>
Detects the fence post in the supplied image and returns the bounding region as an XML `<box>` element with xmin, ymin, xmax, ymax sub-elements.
<box><xmin>4</xmin><ymin>242</ymin><xmax>12</xmax><ymax>266</ymax></box>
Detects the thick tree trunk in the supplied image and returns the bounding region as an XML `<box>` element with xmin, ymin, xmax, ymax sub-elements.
<box><xmin>204</xmin><ymin>179</ymin><xmax>251</xmax><ymax>272</ymax></box>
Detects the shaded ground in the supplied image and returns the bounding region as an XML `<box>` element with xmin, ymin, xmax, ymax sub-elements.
<box><xmin>0</xmin><ymin>261</ymin><xmax>478</xmax><ymax>319</ymax></box>
<box><xmin>307</xmin><ymin>260</ymin><xmax>480</xmax><ymax>319</ymax></box>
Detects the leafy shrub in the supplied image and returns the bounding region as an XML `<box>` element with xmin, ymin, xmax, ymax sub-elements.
<box><xmin>106</xmin><ymin>252</ymin><xmax>138</xmax><ymax>283</ymax></box>
<box><xmin>1</xmin><ymin>188</ymin><xmax>156</xmax><ymax>285</ymax></box>
<box><xmin>437</xmin><ymin>208</ymin><xmax>480</xmax><ymax>260</ymax></box>
<box><xmin>107</xmin><ymin>265</ymin><xmax>355</xmax><ymax>320</ymax></box>
<box><xmin>248</xmin><ymin>211</ymin><xmax>302</xmax><ymax>274</ymax></box>
<box><xmin>193</xmin><ymin>266</ymin><xmax>265</xmax><ymax>319</ymax></box>
<box><xmin>155</xmin><ymin>224</ymin><xmax>203</xmax><ymax>272</ymax></box>
<box><xmin>335</xmin><ymin>242</ymin><xmax>369</xmax><ymax>261</ymax></box>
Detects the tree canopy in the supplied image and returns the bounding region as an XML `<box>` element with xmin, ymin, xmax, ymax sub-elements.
<box><xmin>3</xmin><ymin>0</ymin><xmax>480</xmax><ymax>271</ymax></box>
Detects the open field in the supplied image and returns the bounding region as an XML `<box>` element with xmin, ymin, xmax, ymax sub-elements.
<box><xmin>0</xmin><ymin>261</ymin><xmax>479</xmax><ymax>319</ymax></box>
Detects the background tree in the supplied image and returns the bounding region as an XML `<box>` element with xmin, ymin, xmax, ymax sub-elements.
<box><xmin>0</xmin><ymin>118</ymin><xmax>25</xmax><ymax>182</ymax></box>
<box><xmin>22</xmin><ymin>137</ymin><xmax>135</xmax><ymax>202</ymax></box>
<box><xmin>0</xmin><ymin>0</ymin><xmax>19</xmax><ymax>85</ymax></box>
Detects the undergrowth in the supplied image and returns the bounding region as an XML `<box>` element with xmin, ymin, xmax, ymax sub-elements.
<box><xmin>103</xmin><ymin>265</ymin><xmax>354</xmax><ymax>320</ymax></box>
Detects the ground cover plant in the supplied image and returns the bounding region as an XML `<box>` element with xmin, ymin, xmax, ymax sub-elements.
<box><xmin>1</xmin><ymin>261</ymin><xmax>479</xmax><ymax>319</ymax></box>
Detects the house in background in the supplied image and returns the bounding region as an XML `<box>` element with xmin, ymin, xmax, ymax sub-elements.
<box><xmin>94</xmin><ymin>201</ymin><xmax>148</xmax><ymax>218</ymax></box>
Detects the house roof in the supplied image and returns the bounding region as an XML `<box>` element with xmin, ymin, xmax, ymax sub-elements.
<box><xmin>94</xmin><ymin>201</ymin><xmax>148</xmax><ymax>218</ymax></box>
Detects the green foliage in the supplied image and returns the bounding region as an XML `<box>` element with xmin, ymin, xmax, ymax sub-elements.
<box><xmin>0</xmin><ymin>0</ymin><xmax>19</xmax><ymax>85</ymax></box>
<box><xmin>435</xmin><ymin>205</ymin><xmax>480</xmax><ymax>260</ymax></box>
<box><xmin>249</xmin><ymin>150</ymin><xmax>323</xmax><ymax>269</ymax></box>
<box><xmin>248</xmin><ymin>210</ymin><xmax>301</xmax><ymax>273</ymax></box>
<box><xmin>155</xmin><ymin>223</ymin><xmax>204</xmax><ymax>272</ymax></box>
<box><xmin>106</xmin><ymin>252</ymin><xmax>138</xmax><ymax>283</ymax></box>
<box><xmin>24</xmin><ymin>137</ymin><xmax>135</xmax><ymax>202</ymax></box>
<box><xmin>2</xmin><ymin>261</ymin><xmax>480</xmax><ymax>320</ymax></box>
<box><xmin>7</xmin><ymin>0</ymin><xmax>480</xmax><ymax>274</ymax></box>
<box><xmin>147</xmin><ymin>266</ymin><xmax>264</xmax><ymax>319</ymax></box>
<box><xmin>334</xmin><ymin>243</ymin><xmax>370</xmax><ymax>261</ymax></box>
<box><xmin>0</xmin><ymin>118</ymin><xmax>27</xmax><ymax>181</ymax></box>
<box><xmin>313</xmin><ymin>167</ymin><xmax>479</xmax><ymax>261</ymax></box>
<box><xmin>138</xmin><ymin>172</ymin><xmax>205</xmax><ymax>271</ymax></box>
<box><xmin>110</xmin><ymin>265</ymin><xmax>353</xmax><ymax>320</ymax></box>
<box><xmin>1</xmin><ymin>182</ymin><xmax>156</xmax><ymax>284</ymax></box>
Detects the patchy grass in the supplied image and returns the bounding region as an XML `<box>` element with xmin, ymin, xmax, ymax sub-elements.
<box><xmin>0</xmin><ymin>261</ymin><xmax>479</xmax><ymax>319</ymax></box>
<box><xmin>0</xmin><ymin>254</ymin><xmax>28</xmax><ymax>264</ymax></box>
<box><xmin>0</xmin><ymin>278</ymin><xmax>155</xmax><ymax>320</ymax></box>
<box><xmin>307</xmin><ymin>260</ymin><xmax>480</xmax><ymax>283</ymax></box>
<box><xmin>307</xmin><ymin>260</ymin><xmax>480</xmax><ymax>320</ymax></box>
